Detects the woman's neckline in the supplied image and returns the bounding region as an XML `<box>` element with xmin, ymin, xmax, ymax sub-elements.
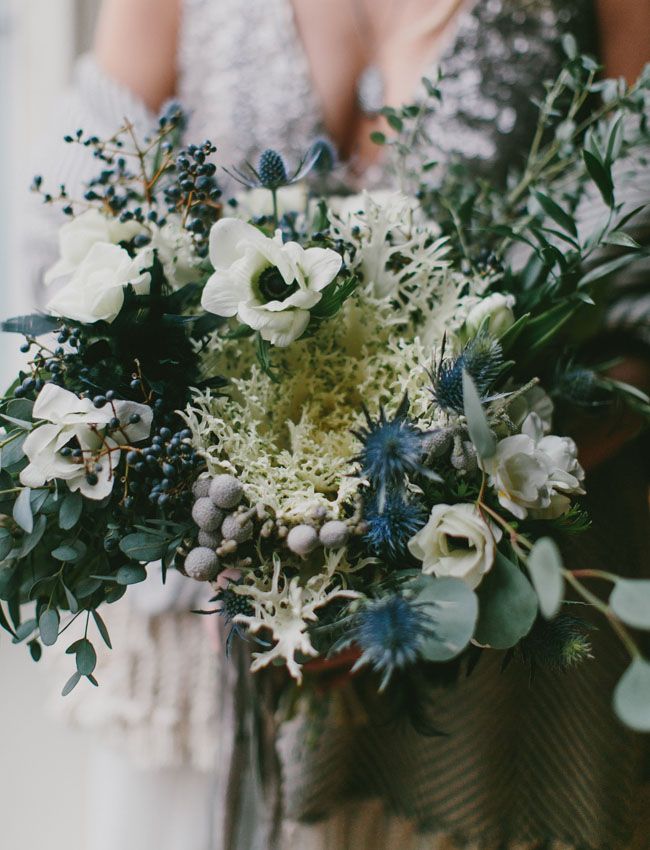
<box><xmin>282</xmin><ymin>0</ymin><xmax>482</xmax><ymax>164</ymax></box>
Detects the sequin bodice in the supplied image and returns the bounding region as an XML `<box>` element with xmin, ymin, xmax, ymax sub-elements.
<box><xmin>178</xmin><ymin>0</ymin><xmax>594</xmax><ymax>187</ymax></box>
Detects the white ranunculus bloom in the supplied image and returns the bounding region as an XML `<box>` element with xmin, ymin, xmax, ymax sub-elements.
<box><xmin>45</xmin><ymin>209</ymin><xmax>145</xmax><ymax>285</ymax></box>
<box><xmin>150</xmin><ymin>215</ymin><xmax>199</xmax><ymax>286</ymax></box>
<box><xmin>47</xmin><ymin>244</ymin><xmax>154</xmax><ymax>324</ymax></box>
<box><xmin>408</xmin><ymin>502</ymin><xmax>502</xmax><ymax>589</ymax></box>
<box><xmin>482</xmin><ymin>412</ymin><xmax>585</xmax><ymax>520</ymax></box>
<box><xmin>465</xmin><ymin>293</ymin><xmax>516</xmax><ymax>338</ymax></box>
<box><xmin>201</xmin><ymin>218</ymin><xmax>342</xmax><ymax>347</ymax></box>
<box><xmin>20</xmin><ymin>383</ymin><xmax>152</xmax><ymax>500</ymax></box>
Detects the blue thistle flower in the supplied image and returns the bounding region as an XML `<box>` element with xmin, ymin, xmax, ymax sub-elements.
<box><xmin>212</xmin><ymin>585</ymin><xmax>257</xmax><ymax>655</ymax></box>
<box><xmin>309</xmin><ymin>136</ymin><xmax>338</xmax><ymax>176</ymax></box>
<box><xmin>363</xmin><ymin>491</ymin><xmax>426</xmax><ymax>562</ymax></box>
<box><xmin>225</xmin><ymin>145</ymin><xmax>321</xmax><ymax>191</ymax></box>
<box><xmin>429</xmin><ymin>333</ymin><xmax>503</xmax><ymax>414</ymax></box>
<box><xmin>344</xmin><ymin>595</ymin><xmax>437</xmax><ymax>690</ymax></box>
<box><xmin>352</xmin><ymin>395</ymin><xmax>435</xmax><ymax>501</ymax></box>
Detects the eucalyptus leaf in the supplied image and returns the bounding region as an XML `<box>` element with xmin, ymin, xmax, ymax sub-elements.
<box><xmin>613</xmin><ymin>658</ymin><xmax>650</xmax><ymax>732</ymax></box>
<box><xmin>13</xmin><ymin>488</ymin><xmax>33</xmax><ymax>534</ymax></box>
<box><xmin>119</xmin><ymin>533</ymin><xmax>166</xmax><ymax>563</ymax></box>
<box><xmin>116</xmin><ymin>564</ymin><xmax>147</xmax><ymax>585</ymax></box>
<box><xmin>61</xmin><ymin>671</ymin><xmax>82</xmax><ymax>697</ymax></box>
<box><xmin>75</xmin><ymin>639</ymin><xmax>97</xmax><ymax>676</ymax></box>
<box><xmin>29</xmin><ymin>640</ymin><xmax>42</xmax><ymax>662</ymax></box>
<box><xmin>410</xmin><ymin>575</ymin><xmax>479</xmax><ymax>662</ymax></box>
<box><xmin>0</xmin><ymin>529</ymin><xmax>13</xmax><ymax>561</ymax></box>
<box><xmin>51</xmin><ymin>545</ymin><xmax>81</xmax><ymax>563</ymax></box>
<box><xmin>59</xmin><ymin>492</ymin><xmax>83</xmax><ymax>530</ymax></box>
<box><xmin>38</xmin><ymin>609</ymin><xmax>60</xmax><ymax>647</ymax></box>
<box><xmin>475</xmin><ymin>553</ymin><xmax>538</xmax><ymax>649</ymax></box>
<box><xmin>0</xmin><ymin>432</ymin><xmax>27</xmax><ymax>468</ymax></box>
<box><xmin>527</xmin><ymin>537</ymin><xmax>564</xmax><ymax>619</ymax></box>
<box><xmin>603</xmin><ymin>231</ymin><xmax>642</xmax><ymax>250</ymax></box>
<box><xmin>92</xmin><ymin>609</ymin><xmax>112</xmax><ymax>649</ymax></box>
<box><xmin>15</xmin><ymin>515</ymin><xmax>47</xmax><ymax>558</ymax></box>
<box><xmin>462</xmin><ymin>371</ymin><xmax>496</xmax><ymax>460</ymax></box>
<box><xmin>610</xmin><ymin>580</ymin><xmax>650</xmax><ymax>630</ymax></box>
<box><xmin>12</xmin><ymin>618</ymin><xmax>37</xmax><ymax>644</ymax></box>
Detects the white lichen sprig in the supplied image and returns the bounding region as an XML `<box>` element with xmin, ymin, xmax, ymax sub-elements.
<box><xmin>232</xmin><ymin>554</ymin><xmax>360</xmax><ymax>681</ymax></box>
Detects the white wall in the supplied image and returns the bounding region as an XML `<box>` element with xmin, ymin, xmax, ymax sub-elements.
<box><xmin>0</xmin><ymin>3</ymin><xmax>94</xmax><ymax>847</ymax></box>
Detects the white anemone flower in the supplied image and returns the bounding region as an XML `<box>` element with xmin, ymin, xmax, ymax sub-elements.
<box><xmin>408</xmin><ymin>503</ymin><xmax>502</xmax><ymax>589</ymax></box>
<box><xmin>47</xmin><ymin>244</ymin><xmax>154</xmax><ymax>324</ymax></box>
<box><xmin>20</xmin><ymin>383</ymin><xmax>152</xmax><ymax>500</ymax></box>
<box><xmin>44</xmin><ymin>209</ymin><xmax>145</xmax><ymax>285</ymax></box>
<box><xmin>201</xmin><ymin>219</ymin><xmax>342</xmax><ymax>347</ymax></box>
<box><xmin>482</xmin><ymin>412</ymin><xmax>585</xmax><ymax>520</ymax></box>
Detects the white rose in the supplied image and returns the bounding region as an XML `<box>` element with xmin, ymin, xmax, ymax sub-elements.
<box><xmin>233</xmin><ymin>185</ymin><xmax>308</xmax><ymax>219</ymax></box>
<box><xmin>407</xmin><ymin>503</ymin><xmax>502</xmax><ymax>589</ymax></box>
<box><xmin>465</xmin><ymin>293</ymin><xmax>516</xmax><ymax>338</ymax></box>
<box><xmin>46</xmin><ymin>243</ymin><xmax>154</xmax><ymax>324</ymax></box>
<box><xmin>201</xmin><ymin>218</ymin><xmax>342</xmax><ymax>347</ymax></box>
<box><xmin>150</xmin><ymin>216</ymin><xmax>198</xmax><ymax>286</ymax></box>
<box><xmin>482</xmin><ymin>412</ymin><xmax>585</xmax><ymax>520</ymax></box>
<box><xmin>45</xmin><ymin>209</ymin><xmax>144</xmax><ymax>285</ymax></box>
<box><xmin>20</xmin><ymin>383</ymin><xmax>152</xmax><ymax>500</ymax></box>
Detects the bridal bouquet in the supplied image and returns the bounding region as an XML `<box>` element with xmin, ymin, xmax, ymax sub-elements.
<box><xmin>2</xmin><ymin>51</ymin><xmax>650</xmax><ymax>730</ymax></box>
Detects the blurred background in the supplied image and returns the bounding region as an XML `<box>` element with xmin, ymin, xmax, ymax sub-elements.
<box><xmin>0</xmin><ymin>2</ymin><xmax>100</xmax><ymax>847</ymax></box>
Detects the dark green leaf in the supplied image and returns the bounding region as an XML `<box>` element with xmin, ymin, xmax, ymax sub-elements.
<box><xmin>1</xmin><ymin>314</ymin><xmax>61</xmax><ymax>335</ymax></box>
<box><xmin>15</xmin><ymin>515</ymin><xmax>48</xmax><ymax>558</ymax></box>
<box><xmin>92</xmin><ymin>609</ymin><xmax>112</xmax><ymax>649</ymax></box>
<box><xmin>116</xmin><ymin>564</ymin><xmax>148</xmax><ymax>585</ymax></box>
<box><xmin>12</xmin><ymin>618</ymin><xmax>37</xmax><ymax>644</ymax></box>
<box><xmin>370</xmin><ymin>131</ymin><xmax>386</xmax><ymax>145</ymax></box>
<box><xmin>387</xmin><ymin>114</ymin><xmax>403</xmax><ymax>132</ymax></box>
<box><xmin>603</xmin><ymin>230</ymin><xmax>642</xmax><ymax>250</ymax></box>
<box><xmin>38</xmin><ymin>609</ymin><xmax>60</xmax><ymax>647</ymax></box>
<box><xmin>29</xmin><ymin>640</ymin><xmax>42</xmax><ymax>662</ymax></box>
<box><xmin>462</xmin><ymin>371</ymin><xmax>496</xmax><ymax>460</ymax></box>
<box><xmin>0</xmin><ymin>529</ymin><xmax>13</xmax><ymax>561</ymax></box>
<box><xmin>62</xmin><ymin>582</ymin><xmax>79</xmax><ymax>614</ymax></box>
<box><xmin>119</xmin><ymin>533</ymin><xmax>166</xmax><ymax>562</ymax></box>
<box><xmin>610</xmin><ymin>580</ymin><xmax>650</xmax><ymax>630</ymax></box>
<box><xmin>613</xmin><ymin>658</ymin><xmax>650</xmax><ymax>732</ymax></box>
<box><xmin>51</xmin><ymin>545</ymin><xmax>81</xmax><ymax>563</ymax></box>
<box><xmin>59</xmin><ymin>492</ymin><xmax>83</xmax><ymax>530</ymax></box>
<box><xmin>527</xmin><ymin>537</ymin><xmax>564</xmax><ymax>618</ymax></box>
<box><xmin>475</xmin><ymin>553</ymin><xmax>538</xmax><ymax>648</ymax></box>
<box><xmin>75</xmin><ymin>639</ymin><xmax>97</xmax><ymax>676</ymax></box>
<box><xmin>578</xmin><ymin>251</ymin><xmax>646</xmax><ymax>288</ymax></box>
<box><xmin>583</xmin><ymin>149</ymin><xmax>614</xmax><ymax>207</ymax></box>
<box><xmin>0</xmin><ymin>432</ymin><xmax>27</xmax><ymax>468</ymax></box>
<box><xmin>533</xmin><ymin>191</ymin><xmax>577</xmax><ymax>237</ymax></box>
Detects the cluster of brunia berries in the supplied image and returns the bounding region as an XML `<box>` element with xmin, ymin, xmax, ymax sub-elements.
<box><xmin>123</xmin><ymin>422</ymin><xmax>204</xmax><ymax>514</ymax></box>
<box><xmin>163</xmin><ymin>140</ymin><xmax>222</xmax><ymax>257</ymax></box>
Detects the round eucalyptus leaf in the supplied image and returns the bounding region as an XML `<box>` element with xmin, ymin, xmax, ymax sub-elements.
<box><xmin>116</xmin><ymin>565</ymin><xmax>147</xmax><ymax>586</ymax></box>
<box><xmin>412</xmin><ymin>575</ymin><xmax>479</xmax><ymax>662</ymax></box>
<box><xmin>119</xmin><ymin>533</ymin><xmax>166</xmax><ymax>563</ymax></box>
<box><xmin>610</xmin><ymin>580</ymin><xmax>650</xmax><ymax>630</ymax></box>
<box><xmin>527</xmin><ymin>537</ymin><xmax>564</xmax><ymax>619</ymax></box>
<box><xmin>75</xmin><ymin>639</ymin><xmax>97</xmax><ymax>676</ymax></box>
<box><xmin>613</xmin><ymin>658</ymin><xmax>650</xmax><ymax>732</ymax></box>
<box><xmin>475</xmin><ymin>553</ymin><xmax>538</xmax><ymax>649</ymax></box>
<box><xmin>51</xmin><ymin>545</ymin><xmax>80</xmax><ymax>563</ymax></box>
<box><xmin>38</xmin><ymin>608</ymin><xmax>60</xmax><ymax>647</ymax></box>
<box><xmin>58</xmin><ymin>492</ymin><xmax>83</xmax><ymax>531</ymax></box>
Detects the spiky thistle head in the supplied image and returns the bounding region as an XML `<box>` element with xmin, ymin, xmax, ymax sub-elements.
<box><xmin>363</xmin><ymin>491</ymin><xmax>426</xmax><ymax>562</ymax></box>
<box><xmin>213</xmin><ymin>584</ymin><xmax>256</xmax><ymax>654</ymax></box>
<box><xmin>344</xmin><ymin>595</ymin><xmax>437</xmax><ymax>690</ymax></box>
<box><xmin>519</xmin><ymin>614</ymin><xmax>593</xmax><ymax>674</ymax></box>
<box><xmin>226</xmin><ymin>145</ymin><xmax>322</xmax><ymax>190</ymax></box>
<box><xmin>352</xmin><ymin>395</ymin><xmax>432</xmax><ymax>500</ymax></box>
<box><xmin>430</xmin><ymin>332</ymin><xmax>503</xmax><ymax>414</ymax></box>
<box><xmin>257</xmin><ymin>149</ymin><xmax>288</xmax><ymax>189</ymax></box>
<box><xmin>552</xmin><ymin>361</ymin><xmax>608</xmax><ymax>408</ymax></box>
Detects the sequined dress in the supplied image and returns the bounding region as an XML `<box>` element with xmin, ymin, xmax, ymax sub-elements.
<box><xmin>25</xmin><ymin>0</ymin><xmax>650</xmax><ymax>848</ymax></box>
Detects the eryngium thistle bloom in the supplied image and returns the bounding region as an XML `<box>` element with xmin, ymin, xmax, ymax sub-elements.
<box><xmin>363</xmin><ymin>491</ymin><xmax>427</xmax><ymax>561</ymax></box>
<box><xmin>352</xmin><ymin>395</ymin><xmax>432</xmax><ymax>501</ymax></box>
<box><xmin>519</xmin><ymin>614</ymin><xmax>593</xmax><ymax>674</ymax></box>
<box><xmin>345</xmin><ymin>595</ymin><xmax>437</xmax><ymax>690</ymax></box>
<box><xmin>430</xmin><ymin>333</ymin><xmax>503</xmax><ymax>414</ymax></box>
<box><xmin>226</xmin><ymin>146</ymin><xmax>321</xmax><ymax>191</ymax></box>
<box><xmin>213</xmin><ymin>585</ymin><xmax>256</xmax><ymax>654</ymax></box>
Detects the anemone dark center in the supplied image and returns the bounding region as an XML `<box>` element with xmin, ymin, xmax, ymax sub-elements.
<box><xmin>258</xmin><ymin>265</ymin><xmax>299</xmax><ymax>303</ymax></box>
